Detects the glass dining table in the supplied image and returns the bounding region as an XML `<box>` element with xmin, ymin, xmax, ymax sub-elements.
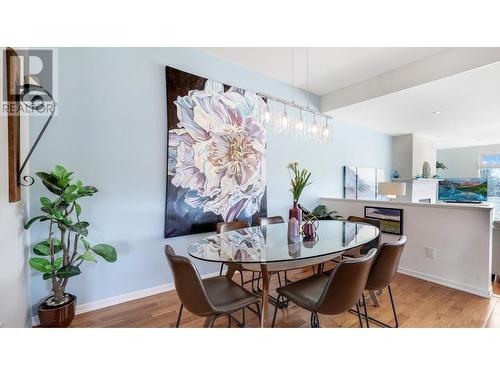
<box><xmin>188</xmin><ymin>220</ymin><xmax>380</xmax><ymax>327</ymax></box>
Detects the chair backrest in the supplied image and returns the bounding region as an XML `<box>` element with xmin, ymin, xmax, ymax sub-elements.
<box><xmin>347</xmin><ymin>215</ymin><xmax>382</xmax><ymax>251</ymax></box>
<box><xmin>257</xmin><ymin>216</ymin><xmax>285</xmax><ymax>226</ymax></box>
<box><xmin>164</xmin><ymin>245</ymin><xmax>215</xmax><ymax>316</ymax></box>
<box><xmin>216</xmin><ymin>220</ymin><xmax>249</xmax><ymax>234</ymax></box>
<box><xmin>316</xmin><ymin>248</ymin><xmax>377</xmax><ymax>315</ymax></box>
<box><xmin>365</xmin><ymin>236</ymin><xmax>407</xmax><ymax>290</ymax></box>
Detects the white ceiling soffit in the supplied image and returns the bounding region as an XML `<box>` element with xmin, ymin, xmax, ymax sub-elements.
<box><xmin>329</xmin><ymin>60</ymin><xmax>500</xmax><ymax>150</ymax></box>
<box><xmin>199</xmin><ymin>47</ymin><xmax>447</xmax><ymax>96</ymax></box>
<box><xmin>322</xmin><ymin>48</ymin><xmax>500</xmax><ymax>112</ymax></box>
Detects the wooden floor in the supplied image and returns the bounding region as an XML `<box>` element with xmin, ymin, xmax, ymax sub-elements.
<box><xmin>70</xmin><ymin>269</ymin><xmax>500</xmax><ymax>328</ymax></box>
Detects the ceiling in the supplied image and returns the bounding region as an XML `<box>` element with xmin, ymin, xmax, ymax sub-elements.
<box><xmin>329</xmin><ymin>61</ymin><xmax>500</xmax><ymax>149</ymax></box>
<box><xmin>200</xmin><ymin>47</ymin><xmax>448</xmax><ymax>96</ymax></box>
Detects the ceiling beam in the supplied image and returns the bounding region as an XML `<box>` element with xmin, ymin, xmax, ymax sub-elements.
<box><xmin>321</xmin><ymin>48</ymin><xmax>500</xmax><ymax>113</ymax></box>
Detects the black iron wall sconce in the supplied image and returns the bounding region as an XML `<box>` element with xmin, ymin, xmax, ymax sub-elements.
<box><xmin>5</xmin><ymin>47</ymin><xmax>55</xmax><ymax>202</ymax></box>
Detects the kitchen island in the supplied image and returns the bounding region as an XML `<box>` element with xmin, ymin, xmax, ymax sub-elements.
<box><xmin>321</xmin><ymin>197</ymin><xmax>495</xmax><ymax>298</ymax></box>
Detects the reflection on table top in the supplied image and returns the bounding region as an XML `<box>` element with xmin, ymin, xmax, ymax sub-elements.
<box><xmin>188</xmin><ymin>221</ymin><xmax>379</xmax><ymax>264</ymax></box>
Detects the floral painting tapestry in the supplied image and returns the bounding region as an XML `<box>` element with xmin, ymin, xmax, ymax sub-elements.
<box><xmin>165</xmin><ymin>67</ymin><xmax>267</xmax><ymax>238</ymax></box>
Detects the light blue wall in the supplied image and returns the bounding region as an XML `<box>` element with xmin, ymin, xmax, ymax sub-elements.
<box><xmin>29</xmin><ymin>48</ymin><xmax>392</xmax><ymax>312</ymax></box>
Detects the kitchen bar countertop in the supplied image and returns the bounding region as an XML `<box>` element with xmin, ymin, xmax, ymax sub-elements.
<box><xmin>321</xmin><ymin>197</ymin><xmax>495</xmax><ymax>212</ymax></box>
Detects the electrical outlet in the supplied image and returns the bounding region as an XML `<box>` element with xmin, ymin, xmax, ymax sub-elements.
<box><xmin>425</xmin><ymin>247</ymin><xmax>436</xmax><ymax>259</ymax></box>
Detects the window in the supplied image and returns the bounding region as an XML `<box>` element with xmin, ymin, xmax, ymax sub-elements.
<box><xmin>479</xmin><ymin>153</ymin><xmax>500</xmax><ymax>220</ymax></box>
<box><xmin>479</xmin><ymin>153</ymin><xmax>500</xmax><ymax>169</ymax></box>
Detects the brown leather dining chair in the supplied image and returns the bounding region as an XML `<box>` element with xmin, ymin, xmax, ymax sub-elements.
<box><xmin>256</xmin><ymin>216</ymin><xmax>285</xmax><ymax>226</ymax></box>
<box><xmin>343</xmin><ymin>216</ymin><xmax>382</xmax><ymax>257</ymax></box>
<box><xmin>216</xmin><ymin>220</ymin><xmax>250</xmax><ymax>282</ymax></box>
<box><xmin>165</xmin><ymin>245</ymin><xmax>260</xmax><ymax>328</ymax></box>
<box><xmin>272</xmin><ymin>248</ymin><xmax>377</xmax><ymax>328</ymax></box>
<box><xmin>216</xmin><ymin>220</ymin><xmax>250</xmax><ymax>234</ymax></box>
<box><xmin>358</xmin><ymin>236</ymin><xmax>407</xmax><ymax>328</ymax></box>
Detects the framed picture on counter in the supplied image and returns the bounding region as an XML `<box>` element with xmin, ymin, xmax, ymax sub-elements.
<box><xmin>364</xmin><ymin>206</ymin><xmax>404</xmax><ymax>235</ymax></box>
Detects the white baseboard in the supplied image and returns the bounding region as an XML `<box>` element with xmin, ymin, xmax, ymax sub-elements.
<box><xmin>397</xmin><ymin>267</ymin><xmax>492</xmax><ymax>298</ymax></box>
<box><xmin>31</xmin><ymin>271</ymin><xmax>220</xmax><ymax>326</ymax></box>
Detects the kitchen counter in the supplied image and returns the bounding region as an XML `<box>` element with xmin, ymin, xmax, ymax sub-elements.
<box><xmin>321</xmin><ymin>197</ymin><xmax>495</xmax><ymax>212</ymax></box>
<box><xmin>320</xmin><ymin>197</ymin><xmax>494</xmax><ymax>298</ymax></box>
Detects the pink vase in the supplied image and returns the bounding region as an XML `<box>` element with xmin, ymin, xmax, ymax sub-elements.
<box><xmin>289</xmin><ymin>202</ymin><xmax>302</xmax><ymax>224</ymax></box>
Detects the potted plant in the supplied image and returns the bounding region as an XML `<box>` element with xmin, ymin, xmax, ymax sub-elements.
<box><xmin>435</xmin><ymin>161</ymin><xmax>448</xmax><ymax>178</ymax></box>
<box><xmin>287</xmin><ymin>161</ymin><xmax>312</xmax><ymax>223</ymax></box>
<box><xmin>25</xmin><ymin>165</ymin><xmax>117</xmax><ymax>327</ymax></box>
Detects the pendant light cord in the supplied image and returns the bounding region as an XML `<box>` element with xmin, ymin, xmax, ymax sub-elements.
<box><xmin>291</xmin><ymin>47</ymin><xmax>295</xmax><ymax>104</ymax></box>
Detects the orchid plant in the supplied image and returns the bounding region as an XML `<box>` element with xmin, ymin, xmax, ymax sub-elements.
<box><xmin>25</xmin><ymin>165</ymin><xmax>117</xmax><ymax>306</ymax></box>
<box><xmin>287</xmin><ymin>161</ymin><xmax>312</xmax><ymax>203</ymax></box>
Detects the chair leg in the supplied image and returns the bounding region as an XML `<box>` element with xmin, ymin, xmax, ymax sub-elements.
<box><xmin>272</xmin><ymin>296</ymin><xmax>281</xmax><ymax>327</ymax></box>
<box><xmin>238</xmin><ymin>270</ymin><xmax>246</xmax><ymax>323</ymax></box>
<box><xmin>361</xmin><ymin>293</ymin><xmax>370</xmax><ymax>328</ymax></box>
<box><xmin>204</xmin><ymin>314</ymin><xmax>219</xmax><ymax>328</ymax></box>
<box><xmin>284</xmin><ymin>271</ymin><xmax>291</xmax><ymax>284</ymax></box>
<box><xmin>388</xmin><ymin>285</ymin><xmax>399</xmax><ymax>328</ymax></box>
<box><xmin>210</xmin><ymin>315</ymin><xmax>220</xmax><ymax>327</ymax></box>
<box><xmin>310</xmin><ymin>312</ymin><xmax>320</xmax><ymax>328</ymax></box>
<box><xmin>175</xmin><ymin>304</ymin><xmax>184</xmax><ymax>328</ymax></box>
<box><xmin>355</xmin><ymin>303</ymin><xmax>364</xmax><ymax>328</ymax></box>
<box><xmin>349</xmin><ymin>286</ymin><xmax>399</xmax><ymax>328</ymax></box>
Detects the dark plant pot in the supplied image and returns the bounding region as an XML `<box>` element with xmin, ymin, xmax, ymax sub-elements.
<box><xmin>38</xmin><ymin>294</ymin><xmax>76</xmax><ymax>328</ymax></box>
<box><xmin>289</xmin><ymin>202</ymin><xmax>302</xmax><ymax>224</ymax></box>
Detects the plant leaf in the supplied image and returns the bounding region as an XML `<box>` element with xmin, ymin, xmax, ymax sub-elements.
<box><xmin>79</xmin><ymin>186</ymin><xmax>98</xmax><ymax>196</ymax></box>
<box><xmin>69</xmin><ymin>222</ymin><xmax>89</xmax><ymax>236</ymax></box>
<box><xmin>80</xmin><ymin>237</ymin><xmax>91</xmax><ymax>250</ymax></box>
<box><xmin>53</xmin><ymin>257</ymin><xmax>63</xmax><ymax>269</ymax></box>
<box><xmin>54</xmin><ymin>201</ymin><xmax>70</xmax><ymax>211</ymax></box>
<box><xmin>56</xmin><ymin>265</ymin><xmax>81</xmax><ymax>279</ymax></box>
<box><xmin>36</xmin><ymin>172</ymin><xmax>64</xmax><ymax>195</ymax></box>
<box><xmin>29</xmin><ymin>258</ymin><xmax>53</xmax><ymax>273</ymax></box>
<box><xmin>92</xmin><ymin>244</ymin><xmax>117</xmax><ymax>262</ymax></box>
<box><xmin>75</xmin><ymin>203</ymin><xmax>82</xmax><ymax>216</ymax></box>
<box><xmin>53</xmin><ymin>165</ymin><xmax>68</xmax><ymax>179</ymax></box>
<box><xmin>40</xmin><ymin>197</ymin><xmax>52</xmax><ymax>207</ymax></box>
<box><xmin>77</xmin><ymin>250</ymin><xmax>97</xmax><ymax>263</ymax></box>
<box><xmin>33</xmin><ymin>241</ymin><xmax>51</xmax><ymax>256</ymax></box>
<box><xmin>24</xmin><ymin>215</ymin><xmax>50</xmax><ymax>230</ymax></box>
<box><xmin>42</xmin><ymin>273</ymin><xmax>53</xmax><ymax>280</ymax></box>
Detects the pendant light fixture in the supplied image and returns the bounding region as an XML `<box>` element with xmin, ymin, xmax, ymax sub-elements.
<box><xmin>258</xmin><ymin>47</ymin><xmax>333</xmax><ymax>143</ymax></box>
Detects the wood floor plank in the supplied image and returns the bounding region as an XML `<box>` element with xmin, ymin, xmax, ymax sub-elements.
<box><xmin>69</xmin><ymin>270</ymin><xmax>500</xmax><ymax>328</ymax></box>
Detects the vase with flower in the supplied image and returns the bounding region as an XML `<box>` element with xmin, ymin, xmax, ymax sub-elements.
<box><xmin>287</xmin><ymin>161</ymin><xmax>312</xmax><ymax>224</ymax></box>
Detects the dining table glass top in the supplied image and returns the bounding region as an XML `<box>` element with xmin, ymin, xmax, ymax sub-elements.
<box><xmin>187</xmin><ymin>220</ymin><xmax>379</xmax><ymax>264</ymax></box>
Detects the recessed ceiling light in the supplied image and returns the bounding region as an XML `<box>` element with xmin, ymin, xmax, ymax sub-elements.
<box><xmin>433</xmin><ymin>111</ymin><xmax>441</xmax><ymax>114</ymax></box>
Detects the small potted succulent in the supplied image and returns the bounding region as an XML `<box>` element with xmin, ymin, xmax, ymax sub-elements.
<box><xmin>25</xmin><ymin>165</ymin><xmax>117</xmax><ymax>327</ymax></box>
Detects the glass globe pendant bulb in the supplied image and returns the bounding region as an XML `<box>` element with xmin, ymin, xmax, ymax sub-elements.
<box><xmin>264</xmin><ymin>110</ymin><xmax>271</xmax><ymax>122</ymax></box>
<box><xmin>297</xmin><ymin>109</ymin><xmax>303</xmax><ymax>131</ymax></box>
<box><xmin>282</xmin><ymin>113</ymin><xmax>288</xmax><ymax>127</ymax></box>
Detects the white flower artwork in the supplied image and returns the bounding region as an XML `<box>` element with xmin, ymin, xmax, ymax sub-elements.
<box><xmin>165</xmin><ymin>67</ymin><xmax>267</xmax><ymax>237</ymax></box>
